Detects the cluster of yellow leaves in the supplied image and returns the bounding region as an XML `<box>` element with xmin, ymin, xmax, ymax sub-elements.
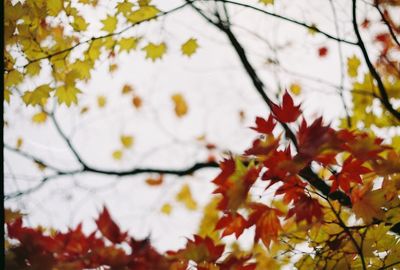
<box><xmin>112</xmin><ymin>134</ymin><xmax>134</xmax><ymax>160</ymax></box>
<box><xmin>176</xmin><ymin>184</ymin><xmax>197</xmax><ymax>210</ymax></box>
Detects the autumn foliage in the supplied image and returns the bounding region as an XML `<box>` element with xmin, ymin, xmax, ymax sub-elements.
<box><xmin>4</xmin><ymin>0</ymin><xmax>400</xmax><ymax>269</ymax></box>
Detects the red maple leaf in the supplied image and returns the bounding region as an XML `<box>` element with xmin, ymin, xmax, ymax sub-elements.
<box><xmin>167</xmin><ymin>235</ymin><xmax>225</xmax><ymax>264</ymax></box>
<box><xmin>250</xmin><ymin>115</ymin><xmax>276</xmax><ymax>134</ymax></box>
<box><xmin>247</xmin><ymin>203</ymin><xmax>283</xmax><ymax>247</ymax></box>
<box><xmin>318</xmin><ymin>46</ymin><xmax>328</xmax><ymax>57</ymax></box>
<box><xmin>286</xmin><ymin>195</ymin><xmax>323</xmax><ymax>224</ymax></box>
<box><xmin>296</xmin><ymin>117</ymin><xmax>338</xmax><ymax>164</ymax></box>
<box><xmin>213</xmin><ymin>157</ymin><xmax>236</xmax><ymax>185</ymax></box>
<box><xmin>270</xmin><ymin>91</ymin><xmax>302</xmax><ymax>123</ymax></box>
<box><xmin>329</xmin><ymin>156</ymin><xmax>372</xmax><ymax>194</ymax></box>
<box><xmin>215</xmin><ymin>213</ymin><xmax>247</xmax><ymax>238</ymax></box>
<box><xmin>95</xmin><ymin>206</ymin><xmax>127</xmax><ymax>244</ymax></box>
<box><xmin>275</xmin><ymin>176</ymin><xmax>307</xmax><ymax>204</ymax></box>
<box><xmin>214</xmin><ymin>165</ymin><xmax>260</xmax><ymax>212</ymax></box>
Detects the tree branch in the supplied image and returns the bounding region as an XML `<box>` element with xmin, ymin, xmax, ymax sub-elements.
<box><xmin>352</xmin><ymin>0</ymin><xmax>400</xmax><ymax>121</ymax></box>
<box><xmin>213</xmin><ymin>0</ymin><xmax>358</xmax><ymax>46</ymax></box>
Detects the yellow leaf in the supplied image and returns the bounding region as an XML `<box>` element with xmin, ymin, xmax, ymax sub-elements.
<box><xmin>72</xmin><ymin>15</ymin><xmax>88</xmax><ymax>31</ymax></box>
<box><xmin>119</xmin><ymin>37</ymin><xmax>139</xmax><ymax>52</ymax></box>
<box><xmin>289</xmin><ymin>83</ymin><xmax>302</xmax><ymax>95</ymax></box>
<box><xmin>352</xmin><ymin>185</ymin><xmax>385</xmax><ymax>224</ymax></box>
<box><xmin>259</xmin><ymin>0</ymin><xmax>274</xmax><ymax>5</ymax></box>
<box><xmin>16</xmin><ymin>137</ymin><xmax>23</xmax><ymax>149</ymax></box>
<box><xmin>117</xmin><ymin>1</ymin><xmax>134</xmax><ymax>15</ymax></box>
<box><xmin>128</xmin><ymin>6</ymin><xmax>160</xmax><ymax>23</ymax></box>
<box><xmin>120</xmin><ymin>135</ymin><xmax>134</xmax><ymax>148</ymax></box>
<box><xmin>109</xmin><ymin>63</ymin><xmax>118</xmax><ymax>73</ymax></box>
<box><xmin>101</xmin><ymin>15</ymin><xmax>117</xmax><ymax>33</ymax></box>
<box><xmin>26</xmin><ymin>62</ymin><xmax>41</xmax><ymax>77</ymax></box>
<box><xmin>22</xmin><ymin>84</ymin><xmax>52</xmax><ymax>106</ymax></box>
<box><xmin>161</xmin><ymin>203</ymin><xmax>172</xmax><ymax>215</ymax></box>
<box><xmin>347</xmin><ymin>55</ymin><xmax>361</xmax><ymax>78</ymax></box>
<box><xmin>47</xmin><ymin>0</ymin><xmax>63</xmax><ymax>16</ymax></box>
<box><xmin>5</xmin><ymin>70</ymin><xmax>23</xmax><ymax>87</ymax></box>
<box><xmin>171</xmin><ymin>93</ymin><xmax>188</xmax><ymax>117</ymax></box>
<box><xmin>181</xmin><ymin>38</ymin><xmax>199</xmax><ymax>57</ymax></box>
<box><xmin>97</xmin><ymin>95</ymin><xmax>107</xmax><ymax>108</ymax></box>
<box><xmin>142</xmin><ymin>42</ymin><xmax>167</xmax><ymax>61</ymax></box>
<box><xmin>176</xmin><ymin>184</ymin><xmax>197</xmax><ymax>210</ymax></box>
<box><xmin>32</xmin><ymin>112</ymin><xmax>48</xmax><ymax>124</ymax></box>
<box><xmin>55</xmin><ymin>86</ymin><xmax>81</xmax><ymax>106</ymax></box>
<box><xmin>4</xmin><ymin>89</ymin><xmax>11</xmax><ymax>103</ymax></box>
<box><xmin>112</xmin><ymin>150</ymin><xmax>123</xmax><ymax>160</ymax></box>
<box><xmin>122</xmin><ymin>84</ymin><xmax>133</xmax><ymax>94</ymax></box>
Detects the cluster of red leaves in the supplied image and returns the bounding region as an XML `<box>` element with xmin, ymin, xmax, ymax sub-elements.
<box><xmin>5</xmin><ymin>207</ymin><xmax>256</xmax><ymax>270</ymax></box>
<box><xmin>212</xmin><ymin>91</ymin><xmax>394</xmax><ymax>247</ymax></box>
<box><xmin>5</xmin><ymin>207</ymin><xmax>183</xmax><ymax>270</ymax></box>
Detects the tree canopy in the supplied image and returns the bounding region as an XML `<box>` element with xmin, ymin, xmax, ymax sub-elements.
<box><xmin>4</xmin><ymin>0</ymin><xmax>400</xmax><ymax>269</ymax></box>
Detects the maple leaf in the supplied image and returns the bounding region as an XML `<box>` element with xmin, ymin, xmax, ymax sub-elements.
<box><xmin>181</xmin><ymin>38</ymin><xmax>199</xmax><ymax>57</ymax></box>
<box><xmin>286</xmin><ymin>195</ymin><xmax>323</xmax><ymax>224</ymax></box>
<box><xmin>47</xmin><ymin>0</ymin><xmax>63</xmax><ymax>16</ymax></box>
<box><xmin>116</xmin><ymin>1</ymin><xmax>134</xmax><ymax>15</ymax></box>
<box><xmin>215</xmin><ymin>213</ymin><xmax>247</xmax><ymax>238</ymax></box>
<box><xmin>55</xmin><ymin>86</ymin><xmax>81</xmax><ymax>106</ymax></box>
<box><xmin>22</xmin><ymin>84</ymin><xmax>52</xmax><ymax>106</ymax></box>
<box><xmin>213</xmin><ymin>157</ymin><xmax>236</xmax><ymax>185</ymax></box>
<box><xmin>251</xmin><ymin>115</ymin><xmax>276</xmax><ymax>134</ymax></box>
<box><xmin>142</xmin><ymin>42</ymin><xmax>167</xmax><ymax>61</ymax></box>
<box><xmin>261</xmin><ymin>147</ymin><xmax>303</xmax><ymax>182</ymax></box>
<box><xmin>145</xmin><ymin>175</ymin><xmax>163</xmax><ymax>186</ymax></box>
<box><xmin>112</xmin><ymin>150</ymin><xmax>123</xmax><ymax>160</ymax></box>
<box><xmin>32</xmin><ymin>112</ymin><xmax>48</xmax><ymax>124</ymax></box>
<box><xmin>120</xmin><ymin>135</ymin><xmax>134</xmax><ymax>148</ymax></box>
<box><xmin>318</xmin><ymin>46</ymin><xmax>328</xmax><ymax>57</ymax></box>
<box><xmin>132</xmin><ymin>95</ymin><xmax>143</xmax><ymax>108</ymax></box>
<box><xmin>101</xmin><ymin>15</ymin><xmax>117</xmax><ymax>33</ymax></box>
<box><xmin>329</xmin><ymin>156</ymin><xmax>372</xmax><ymax>194</ymax></box>
<box><xmin>347</xmin><ymin>55</ymin><xmax>361</xmax><ymax>78</ymax></box>
<box><xmin>176</xmin><ymin>184</ymin><xmax>197</xmax><ymax>210</ymax></box>
<box><xmin>217</xmin><ymin>254</ymin><xmax>257</xmax><ymax>270</ymax></box>
<box><xmin>342</xmin><ymin>133</ymin><xmax>390</xmax><ymax>161</ymax></box>
<box><xmin>270</xmin><ymin>90</ymin><xmax>301</xmax><ymax>123</ymax></box>
<box><xmin>296</xmin><ymin>117</ymin><xmax>338</xmax><ymax>163</ymax></box>
<box><xmin>289</xmin><ymin>83</ymin><xmax>302</xmax><ymax>95</ymax></box>
<box><xmin>171</xmin><ymin>93</ymin><xmax>188</xmax><ymax>117</ymax></box>
<box><xmin>259</xmin><ymin>0</ymin><xmax>274</xmax><ymax>5</ymax></box>
<box><xmin>214</xmin><ymin>159</ymin><xmax>260</xmax><ymax>212</ymax></box>
<box><xmin>275</xmin><ymin>176</ymin><xmax>307</xmax><ymax>204</ymax></box>
<box><xmin>244</xmin><ymin>135</ymin><xmax>280</xmax><ymax>159</ymax></box>
<box><xmin>119</xmin><ymin>37</ymin><xmax>139</xmax><ymax>52</ymax></box>
<box><xmin>167</xmin><ymin>235</ymin><xmax>225</xmax><ymax>264</ymax></box>
<box><xmin>95</xmin><ymin>206</ymin><xmax>127</xmax><ymax>244</ymax></box>
<box><xmin>97</xmin><ymin>95</ymin><xmax>107</xmax><ymax>108</ymax></box>
<box><xmin>128</xmin><ymin>6</ymin><xmax>160</xmax><ymax>23</ymax></box>
<box><xmin>247</xmin><ymin>203</ymin><xmax>283</xmax><ymax>247</ymax></box>
<box><xmin>351</xmin><ymin>183</ymin><xmax>385</xmax><ymax>224</ymax></box>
